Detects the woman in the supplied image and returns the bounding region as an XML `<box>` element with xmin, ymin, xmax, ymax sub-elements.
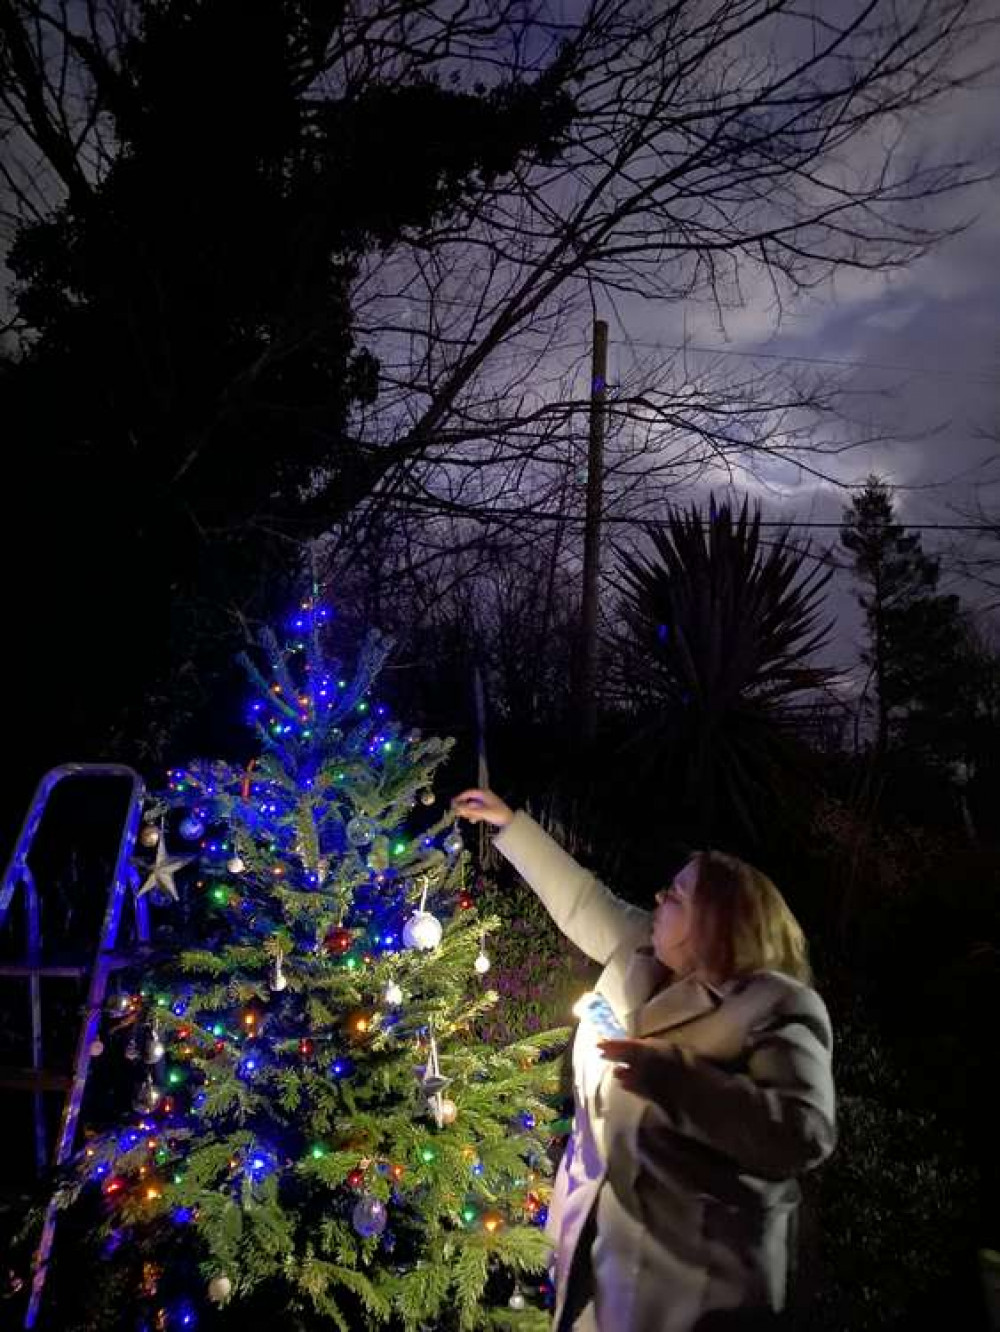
<box><xmin>451</xmin><ymin>789</ymin><xmax>836</xmax><ymax>1332</ymax></box>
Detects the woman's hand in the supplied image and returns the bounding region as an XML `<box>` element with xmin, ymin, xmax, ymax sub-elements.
<box><xmin>451</xmin><ymin>788</ymin><xmax>514</xmax><ymax>829</ymax></box>
<box><xmin>598</xmin><ymin>1037</ymin><xmax>676</xmax><ymax>1099</ymax></box>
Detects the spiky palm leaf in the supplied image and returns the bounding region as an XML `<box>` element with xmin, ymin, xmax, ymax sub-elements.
<box><xmin>605</xmin><ymin>496</ymin><xmax>835</xmax><ymax>846</ymax></box>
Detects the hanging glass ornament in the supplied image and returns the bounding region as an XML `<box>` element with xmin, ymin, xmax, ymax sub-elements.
<box><xmin>474</xmin><ymin>950</ymin><xmax>491</xmax><ymax>976</ymax></box>
<box><xmin>268</xmin><ymin>948</ymin><xmax>288</xmax><ymax>992</ymax></box>
<box><xmin>133</xmin><ymin>1074</ymin><xmax>162</xmax><ymax>1114</ymax></box>
<box><xmin>323</xmin><ymin>925</ymin><xmax>353</xmax><ymax>956</ymax></box>
<box><xmin>508</xmin><ymin>1287</ymin><xmax>526</xmax><ymax>1311</ymax></box>
<box><xmin>207</xmin><ymin>1275</ymin><xmax>232</xmax><ymax>1305</ymax></box>
<box><xmin>402</xmin><ymin>911</ymin><xmax>442</xmax><ymax>951</ymax></box>
<box><xmin>346</xmin><ymin>815</ymin><xmax>378</xmax><ymax>847</ymax></box>
<box><xmin>144</xmin><ymin>1024</ymin><xmax>165</xmax><ymax>1064</ymax></box>
<box><xmin>226</xmin><ymin>856</ymin><xmax>245</xmax><ymax>875</ymax></box>
<box><xmin>351</xmin><ymin>1194</ymin><xmax>388</xmax><ymax>1238</ymax></box>
<box><xmin>443</xmin><ymin>827</ymin><xmax>464</xmax><ymax>857</ymax></box>
<box><xmin>139</xmin><ymin>824</ymin><xmax>160</xmax><ymax>849</ymax></box>
<box><xmin>383</xmin><ymin>980</ymin><xmax>403</xmax><ymax>1007</ymax></box>
<box><xmin>419</xmin><ymin>789</ymin><xmax>435</xmax><ymax>806</ymax></box>
<box><xmin>179</xmin><ymin>816</ymin><xmax>205</xmax><ymax>841</ymax></box>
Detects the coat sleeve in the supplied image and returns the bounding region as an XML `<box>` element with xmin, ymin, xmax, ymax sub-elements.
<box><xmin>640</xmin><ymin>984</ymin><xmax>836</xmax><ymax>1179</ymax></box>
<box><xmin>492</xmin><ymin>810</ymin><xmax>651</xmax><ymax>965</ymax></box>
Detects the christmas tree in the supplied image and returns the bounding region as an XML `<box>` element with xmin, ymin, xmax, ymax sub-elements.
<box><xmin>49</xmin><ymin>604</ymin><xmax>565</xmax><ymax>1331</ymax></box>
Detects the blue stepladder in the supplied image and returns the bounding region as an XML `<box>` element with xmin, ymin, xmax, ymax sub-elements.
<box><xmin>0</xmin><ymin>764</ymin><xmax>151</xmax><ymax>1328</ymax></box>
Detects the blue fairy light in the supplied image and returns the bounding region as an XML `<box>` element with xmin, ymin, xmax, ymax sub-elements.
<box><xmin>520</xmin><ymin>1112</ymin><xmax>536</xmax><ymax>1130</ymax></box>
<box><xmin>330</xmin><ymin>1057</ymin><xmax>353</xmax><ymax>1078</ymax></box>
<box><xmin>172</xmin><ymin>1206</ymin><xmax>194</xmax><ymax>1224</ymax></box>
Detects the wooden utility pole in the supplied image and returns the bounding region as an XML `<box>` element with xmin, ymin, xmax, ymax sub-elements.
<box><xmin>579</xmin><ymin>319</ymin><xmax>608</xmax><ymax>744</ymax></box>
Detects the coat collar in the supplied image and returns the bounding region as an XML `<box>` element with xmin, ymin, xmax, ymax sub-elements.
<box><xmin>600</xmin><ymin>945</ymin><xmax>730</xmax><ymax>1037</ymax></box>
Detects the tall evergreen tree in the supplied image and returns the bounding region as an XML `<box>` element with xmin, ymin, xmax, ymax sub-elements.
<box><xmin>840</xmin><ymin>476</ymin><xmax>967</xmax><ymax>760</ymax></box>
<box><xmin>0</xmin><ymin>0</ymin><xmax>576</xmax><ymax>775</ymax></box>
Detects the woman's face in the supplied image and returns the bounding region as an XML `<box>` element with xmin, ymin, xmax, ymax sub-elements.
<box><xmin>651</xmin><ymin>858</ymin><xmax>699</xmax><ymax>971</ymax></box>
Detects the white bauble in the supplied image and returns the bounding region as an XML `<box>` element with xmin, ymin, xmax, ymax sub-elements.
<box><xmin>473</xmin><ymin>951</ymin><xmax>491</xmax><ymax>975</ymax></box>
<box><xmin>383</xmin><ymin>981</ymin><xmax>403</xmax><ymax>1006</ymax></box>
<box><xmin>402</xmin><ymin>911</ymin><xmax>442</xmax><ymax>951</ymax></box>
<box><xmin>227</xmin><ymin>856</ymin><xmax>245</xmax><ymax>874</ymax></box>
<box><xmin>508</xmin><ymin>1288</ymin><xmax>526</xmax><ymax>1311</ymax></box>
<box><xmin>207</xmin><ymin>1275</ymin><xmax>232</xmax><ymax>1304</ymax></box>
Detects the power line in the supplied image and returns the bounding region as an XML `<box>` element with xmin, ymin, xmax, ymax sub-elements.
<box><xmin>615</xmin><ymin>335</ymin><xmax>1000</xmax><ymax>386</ymax></box>
<box><xmin>754</xmin><ymin>521</ymin><xmax>997</xmax><ymax>532</ymax></box>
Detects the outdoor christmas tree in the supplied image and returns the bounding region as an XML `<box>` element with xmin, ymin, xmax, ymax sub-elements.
<box><xmin>49</xmin><ymin>603</ymin><xmax>565</xmax><ymax>1331</ymax></box>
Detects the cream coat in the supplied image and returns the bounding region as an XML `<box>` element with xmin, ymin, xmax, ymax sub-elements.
<box><xmin>493</xmin><ymin>812</ymin><xmax>836</xmax><ymax>1332</ymax></box>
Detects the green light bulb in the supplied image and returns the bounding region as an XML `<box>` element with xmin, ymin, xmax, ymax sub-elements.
<box><xmin>421</xmin><ymin>1148</ymin><xmax>435</xmax><ymax>1163</ymax></box>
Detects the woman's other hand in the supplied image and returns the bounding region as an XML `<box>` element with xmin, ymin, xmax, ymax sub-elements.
<box><xmin>598</xmin><ymin>1037</ymin><xmax>676</xmax><ymax>1099</ymax></box>
<box><xmin>451</xmin><ymin>788</ymin><xmax>514</xmax><ymax>829</ymax></box>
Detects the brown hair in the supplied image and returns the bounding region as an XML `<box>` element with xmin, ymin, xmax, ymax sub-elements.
<box><xmin>688</xmin><ymin>851</ymin><xmax>812</xmax><ymax>985</ymax></box>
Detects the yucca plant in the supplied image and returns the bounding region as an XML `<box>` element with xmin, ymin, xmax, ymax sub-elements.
<box><xmin>605</xmin><ymin>496</ymin><xmax>836</xmax><ymax>848</ymax></box>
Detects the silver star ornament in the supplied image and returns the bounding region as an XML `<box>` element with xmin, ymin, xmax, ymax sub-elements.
<box><xmin>137</xmin><ymin>833</ymin><xmax>195</xmax><ymax>902</ymax></box>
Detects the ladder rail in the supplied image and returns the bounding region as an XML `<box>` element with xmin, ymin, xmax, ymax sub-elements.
<box><xmin>0</xmin><ymin>763</ymin><xmax>149</xmax><ymax>1329</ymax></box>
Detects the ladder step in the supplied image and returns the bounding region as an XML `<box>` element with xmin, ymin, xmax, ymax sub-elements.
<box><xmin>0</xmin><ymin>949</ymin><xmax>153</xmax><ymax>979</ymax></box>
<box><xmin>0</xmin><ymin>1067</ymin><xmax>73</xmax><ymax>1092</ymax></box>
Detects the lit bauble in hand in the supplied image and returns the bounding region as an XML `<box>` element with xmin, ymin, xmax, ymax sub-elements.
<box><xmin>402</xmin><ymin>910</ymin><xmax>442</xmax><ymax>951</ymax></box>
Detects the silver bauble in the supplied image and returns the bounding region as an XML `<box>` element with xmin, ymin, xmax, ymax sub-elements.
<box><xmin>346</xmin><ymin>815</ymin><xmax>377</xmax><ymax>846</ymax></box>
<box><xmin>402</xmin><ymin>910</ymin><xmax>442</xmax><ymax>951</ymax></box>
<box><xmin>226</xmin><ymin>856</ymin><xmax>245</xmax><ymax>874</ymax></box>
<box><xmin>474</xmin><ymin>951</ymin><xmax>491</xmax><ymax>975</ymax></box>
<box><xmin>179</xmin><ymin>816</ymin><xmax>205</xmax><ymax>841</ymax></box>
<box><xmin>443</xmin><ymin>828</ymin><xmax>464</xmax><ymax>857</ymax></box>
<box><xmin>139</xmin><ymin>825</ymin><xmax>160</xmax><ymax>848</ymax></box>
<box><xmin>351</xmin><ymin>1194</ymin><xmax>388</xmax><ymax>1238</ymax></box>
<box><xmin>106</xmin><ymin>991</ymin><xmax>132</xmax><ymax>1020</ymax></box>
<box><xmin>207</xmin><ymin>1275</ymin><xmax>232</xmax><ymax>1304</ymax></box>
